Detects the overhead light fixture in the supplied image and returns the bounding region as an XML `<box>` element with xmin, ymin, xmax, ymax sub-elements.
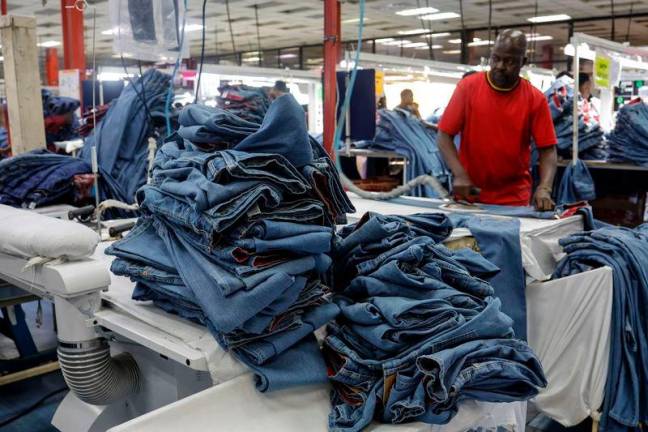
<box><xmin>468</xmin><ymin>40</ymin><xmax>494</xmax><ymax>47</ymax></box>
<box><xmin>421</xmin><ymin>32</ymin><xmax>451</xmax><ymax>38</ymax></box>
<box><xmin>443</xmin><ymin>50</ymin><xmax>461</xmax><ymax>54</ymax></box>
<box><xmin>0</xmin><ymin>56</ymin><xmax>3</xmax><ymax>62</ymax></box>
<box><xmin>526</xmin><ymin>34</ymin><xmax>553</xmax><ymax>42</ymax></box>
<box><xmin>382</xmin><ymin>39</ymin><xmax>411</xmax><ymax>46</ymax></box>
<box><xmin>242</xmin><ymin>56</ymin><xmax>261</xmax><ymax>62</ymax></box>
<box><xmin>184</xmin><ymin>23</ymin><xmax>204</xmax><ymax>32</ymax></box>
<box><xmin>414</xmin><ymin>44</ymin><xmax>443</xmax><ymax>50</ymax></box>
<box><xmin>448</xmin><ymin>39</ymin><xmax>462</xmax><ymax>44</ymax></box>
<box><xmin>402</xmin><ymin>42</ymin><xmax>429</xmax><ymax>48</ymax></box>
<box><xmin>396</xmin><ymin>7</ymin><xmax>438</xmax><ymax>16</ymax></box>
<box><xmin>421</xmin><ymin>12</ymin><xmax>461</xmax><ymax>21</ymax></box>
<box><xmin>398</xmin><ymin>29</ymin><xmax>427</xmax><ymax>35</ymax></box>
<box><xmin>101</xmin><ymin>28</ymin><xmax>116</xmax><ymax>35</ymax></box>
<box><xmin>38</xmin><ymin>40</ymin><xmax>61</xmax><ymax>47</ymax></box>
<box><xmin>527</xmin><ymin>14</ymin><xmax>571</xmax><ymax>23</ymax></box>
<box><xmin>279</xmin><ymin>53</ymin><xmax>297</xmax><ymax>59</ymax></box>
<box><xmin>343</xmin><ymin>17</ymin><xmax>370</xmax><ymax>23</ymax></box>
<box><xmin>112</xmin><ymin>52</ymin><xmax>133</xmax><ymax>58</ymax></box>
<box><xmin>375</xmin><ymin>38</ymin><xmax>395</xmax><ymax>43</ymax></box>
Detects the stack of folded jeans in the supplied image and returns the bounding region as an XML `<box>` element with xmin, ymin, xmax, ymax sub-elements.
<box><xmin>0</xmin><ymin>127</ymin><xmax>8</xmax><ymax>159</ymax></box>
<box><xmin>107</xmin><ymin>94</ymin><xmax>354</xmax><ymax>392</ymax></box>
<box><xmin>545</xmin><ymin>79</ymin><xmax>607</xmax><ymax>160</ymax></box>
<box><xmin>0</xmin><ymin>149</ymin><xmax>91</xmax><ymax>207</ymax></box>
<box><xmin>326</xmin><ymin>212</ymin><xmax>547</xmax><ymax>431</ymax></box>
<box><xmin>354</xmin><ymin>108</ymin><xmax>451</xmax><ymax>198</ymax></box>
<box><xmin>41</xmin><ymin>89</ymin><xmax>81</xmax><ymax>146</ymax></box>
<box><xmin>554</xmin><ymin>224</ymin><xmax>648</xmax><ymax>432</ymax></box>
<box><xmin>606</xmin><ymin>100</ymin><xmax>648</xmax><ymax>166</ymax></box>
<box><xmin>217</xmin><ymin>84</ymin><xmax>270</xmax><ymax>124</ymax></box>
<box><xmin>80</xmin><ymin>69</ymin><xmax>171</xmax><ymax>205</ymax></box>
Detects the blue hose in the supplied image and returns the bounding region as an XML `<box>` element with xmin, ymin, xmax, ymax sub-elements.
<box><xmin>165</xmin><ymin>0</ymin><xmax>188</xmax><ymax>136</ymax></box>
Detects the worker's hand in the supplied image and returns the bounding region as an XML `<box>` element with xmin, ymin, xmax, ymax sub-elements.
<box><xmin>533</xmin><ymin>186</ymin><xmax>555</xmax><ymax>211</ymax></box>
<box><xmin>453</xmin><ymin>175</ymin><xmax>480</xmax><ymax>202</ymax></box>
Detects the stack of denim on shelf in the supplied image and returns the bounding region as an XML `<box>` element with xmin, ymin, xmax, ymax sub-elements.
<box><xmin>0</xmin><ymin>149</ymin><xmax>90</xmax><ymax>207</ymax></box>
<box><xmin>41</xmin><ymin>89</ymin><xmax>81</xmax><ymax>144</ymax></box>
<box><xmin>326</xmin><ymin>212</ymin><xmax>547</xmax><ymax>431</ymax></box>
<box><xmin>0</xmin><ymin>127</ymin><xmax>8</xmax><ymax>159</ymax></box>
<box><xmin>606</xmin><ymin>100</ymin><xmax>648</xmax><ymax>166</ymax></box>
<box><xmin>80</xmin><ymin>69</ymin><xmax>171</xmax><ymax>206</ymax></box>
<box><xmin>107</xmin><ymin>94</ymin><xmax>355</xmax><ymax>392</ymax></box>
<box><xmin>555</xmin><ymin>159</ymin><xmax>596</xmax><ymax>206</ymax></box>
<box><xmin>554</xmin><ymin>224</ymin><xmax>648</xmax><ymax>432</ymax></box>
<box><xmin>353</xmin><ymin>108</ymin><xmax>451</xmax><ymax>198</ymax></box>
<box><xmin>545</xmin><ymin>78</ymin><xmax>607</xmax><ymax>160</ymax></box>
<box><xmin>217</xmin><ymin>84</ymin><xmax>270</xmax><ymax>124</ymax></box>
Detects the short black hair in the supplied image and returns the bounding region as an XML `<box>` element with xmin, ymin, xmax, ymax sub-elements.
<box><xmin>400</xmin><ymin>89</ymin><xmax>413</xmax><ymax>98</ymax></box>
<box><xmin>273</xmin><ymin>80</ymin><xmax>289</xmax><ymax>93</ymax></box>
<box><xmin>579</xmin><ymin>73</ymin><xmax>590</xmax><ymax>84</ymax></box>
<box><xmin>556</xmin><ymin>71</ymin><xmax>573</xmax><ymax>79</ymax></box>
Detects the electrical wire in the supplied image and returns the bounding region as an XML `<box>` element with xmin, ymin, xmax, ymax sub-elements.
<box><xmin>626</xmin><ymin>1</ymin><xmax>634</xmax><ymax>43</ymax></box>
<box><xmin>0</xmin><ymin>387</ymin><xmax>68</xmax><ymax>428</ymax></box>
<box><xmin>254</xmin><ymin>4</ymin><xmax>262</xmax><ymax>66</ymax></box>
<box><xmin>531</xmin><ymin>0</ymin><xmax>538</xmax><ymax>64</ymax></box>
<box><xmin>415</xmin><ymin>0</ymin><xmax>434</xmax><ymax>60</ymax></box>
<box><xmin>164</xmin><ymin>0</ymin><xmax>189</xmax><ymax>136</ymax></box>
<box><xmin>194</xmin><ymin>0</ymin><xmax>208</xmax><ymax>104</ymax></box>
<box><xmin>225</xmin><ymin>0</ymin><xmax>237</xmax><ymax>54</ymax></box>
<box><xmin>611</xmin><ymin>0</ymin><xmax>615</xmax><ymax>41</ymax></box>
<box><xmin>487</xmin><ymin>0</ymin><xmax>492</xmax><ymax>46</ymax></box>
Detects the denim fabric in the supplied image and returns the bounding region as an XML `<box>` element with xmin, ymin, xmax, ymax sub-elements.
<box><xmin>545</xmin><ymin>79</ymin><xmax>607</xmax><ymax>160</ymax></box>
<box><xmin>556</xmin><ymin>159</ymin><xmax>596</xmax><ymax>205</ymax></box>
<box><xmin>217</xmin><ymin>83</ymin><xmax>270</xmax><ymax>124</ymax></box>
<box><xmin>449</xmin><ymin>214</ymin><xmax>527</xmax><ymax>339</ymax></box>
<box><xmin>607</xmin><ymin>101</ymin><xmax>648</xmax><ymax>166</ymax></box>
<box><xmin>356</xmin><ymin>108</ymin><xmax>451</xmax><ymax>198</ymax></box>
<box><xmin>554</xmin><ymin>225</ymin><xmax>648</xmax><ymax>431</ymax></box>
<box><xmin>0</xmin><ymin>150</ymin><xmax>91</xmax><ymax>207</ymax></box>
<box><xmin>80</xmin><ymin>69</ymin><xmax>171</xmax><ymax>205</ymax></box>
<box><xmin>107</xmin><ymin>95</ymin><xmax>352</xmax><ymax>393</ymax></box>
<box><xmin>326</xmin><ymin>212</ymin><xmax>546</xmax><ymax>431</ymax></box>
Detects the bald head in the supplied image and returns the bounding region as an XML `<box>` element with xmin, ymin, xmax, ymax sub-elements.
<box><xmin>489</xmin><ymin>29</ymin><xmax>528</xmax><ymax>89</ymax></box>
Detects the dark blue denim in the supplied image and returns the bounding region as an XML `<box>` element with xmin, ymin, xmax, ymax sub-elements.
<box><xmin>356</xmin><ymin>108</ymin><xmax>451</xmax><ymax>198</ymax></box>
<box><xmin>554</xmin><ymin>225</ymin><xmax>648</xmax><ymax>431</ymax></box>
<box><xmin>607</xmin><ymin>102</ymin><xmax>648</xmax><ymax>166</ymax></box>
<box><xmin>449</xmin><ymin>214</ymin><xmax>527</xmax><ymax>339</ymax></box>
<box><xmin>0</xmin><ymin>150</ymin><xmax>91</xmax><ymax>207</ymax></box>
<box><xmin>177</xmin><ymin>104</ymin><xmax>260</xmax><ymax>148</ymax></box>
<box><xmin>556</xmin><ymin>159</ymin><xmax>596</xmax><ymax>205</ymax></box>
<box><xmin>80</xmin><ymin>69</ymin><xmax>171</xmax><ymax>204</ymax></box>
<box><xmin>326</xmin><ymin>212</ymin><xmax>546</xmax><ymax>431</ymax></box>
<box><xmin>217</xmin><ymin>83</ymin><xmax>270</xmax><ymax>124</ymax></box>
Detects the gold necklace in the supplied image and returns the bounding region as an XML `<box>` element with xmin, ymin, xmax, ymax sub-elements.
<box><xmin>486</xmin><ymin>72</ymin><xmax>518</xmax><ymax>92</ymax></box>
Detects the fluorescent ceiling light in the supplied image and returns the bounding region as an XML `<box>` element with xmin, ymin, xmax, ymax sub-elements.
<box><xmin>242</xmin><ymin>56</ymin><xmax>261</xmax><ymax>62</ymax></box>
<box><xmin>421</xmin><ymin>32</ymin><xmax>451</xmax><ymax>38</ymax></box>
<box><xmin>375</xmin><ymin>38</ymin><xmax>395</xmax><ymax>43</ymax></box>
<box><xmin>396</xmin><ymin>7</ymin><xmax>438</xmax><ymax>16</ymax></box>
<box><xmin>0</xmin><ymin>56</ymin><xmax>3</xmax><ymax>62</ymax></box>
<box><xmin>383</xmin><ymin>39</ymin><xmax>411</xmax><ymax>46</ymax></box>
<box><xmin>101</xmin><ymin>28</ymin><xmax>116</xmax><ymax>35</ymax></box>
<box><xmin>398</xmin><ymin>29</ymin><xmax>427</xmax><ymax>35</ymax></box>
<box><xmin>527</xmin><ymin>14</ymin><xmax>571</xmax><ymax>23</ymax></box>
<box><xmin>38</xmin><ymin>40</ymin><xmax>61</xmax><ymax>47</ymax></box>
<box><xmin>184</xmin><ymin>23</ymin><xmax>204</xmax><ymax>32</ymax></box>
<box><xmin>421</xmin><ymin>12</ymin><xmax>461</xmax><ymax>21</ymax></box>
<box><xmin>402</xmin><ymin>42</ymin><xmax>429</xmax><ymax>48</ymax></box>
<box><xmin>468</xmin><ymin>40</ymin><xmax>493</xmax><ymax>47</ymax></box>
<box><xmin>414</xmin><ymin>44</ymin><xmax>443</xmax><ymax>50</ymax></box>
<box><xmin>448</xmin><ymin>39</ymin><xmax>462</xmax><ymax>44</ymax></box>
<box><xmin>527</xmin><ymin>35</ymin><xmax>553</xmax><ymax>42</ymax></box>
<box><xmin>112</xmin><ymin>52</ymin><xmax>133</xmax><ymax>58</ymax></box>
<box><xmin>343</xmin><ymin>17</ymin><xmax>370</xmax><ymax>23</ymax></box>
<box><xmin>443</xmin><ymin>50</ymin><xmax>461</xmax><ymax>54</ymax></box>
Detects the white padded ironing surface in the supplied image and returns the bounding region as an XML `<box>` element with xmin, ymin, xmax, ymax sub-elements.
<box><xmin>108</xmin><ymin>374</ymin><xmax>526</xmax><ymax>432</ymax></box>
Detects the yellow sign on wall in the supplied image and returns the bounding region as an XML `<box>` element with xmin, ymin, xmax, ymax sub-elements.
<box><xmin>594</xmin><ymin>53</ymin><xmax>612</xmax><ymax>89</ymax></box>
<box><xmin>375</xmin><ymin>70</ymin><xmax>385</xmax><ymax>97</ymax></box>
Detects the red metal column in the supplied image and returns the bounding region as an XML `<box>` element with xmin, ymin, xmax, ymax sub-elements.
<box><xmin>45</xmin><ymin>48</ymin><xmax>59</xmax><ymax>86</ymax></box>
<box><xmin>60</xmin><ymin>0</ymin><xmax>85</xmax><ymax>72</ymax></box>
<box><xmin>323</xmin><ymin>0</ymin><xmax>341</xmax><ymax>157</ymax></box>
<box><xmin>1</xmin><ymin>0</ymin><xmax>7</xmax><ymax>15</ymax></box>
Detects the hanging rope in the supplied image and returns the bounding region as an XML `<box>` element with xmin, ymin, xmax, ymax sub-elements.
<box><xmin>610</xmin><ymin>0</ymin><xmax>615</xmax><ymax>41</ymax></box>
<box><xmin>532</xmin><ymin>0</ymin><xmax>538</xmax><ymax>64</ymax></box>
<box><xmin>487</xmin><ymin>0</ymin><xmax>492</xmax><ymax>46</ymax></box>
<box><xmin>625</xmin><ymin>1</ymin><xmax>633</xmax><ymax>43</ymax></box>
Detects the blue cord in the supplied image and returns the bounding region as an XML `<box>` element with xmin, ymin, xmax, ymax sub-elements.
<box><xmin>165</xmin><ymin>0</ymin><xmax>188</xmax><ymax>136</ymax></box>
<box><xmin>333</xmin><ymin>0</ymin><xmax>365</xmax><ymax>170</ymax></box>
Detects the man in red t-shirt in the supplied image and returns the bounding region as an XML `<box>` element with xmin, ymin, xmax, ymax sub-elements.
<box><xmin>438</xmin><ymin>29</ymin><xmax>557</xmax><ymax>210</ymax></box>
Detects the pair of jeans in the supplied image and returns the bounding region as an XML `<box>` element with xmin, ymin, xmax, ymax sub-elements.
<box><xmin>217</xmin><ymin>83</ymin><xmax>270</xmax><ymax>124</ymax></box>
<box><xmin>556</xmin><ymin>159</ymin><xmax>596</xmax><ymax>205</ymax></box>
<box><xmin>607</xmin><ymin>101</ymin><xmax>648</xmax><ymax>166</ymax></box>
<box><xmin>554</xmin><ymin>225</ymin><xmax>648</xmax><ymax>431</ymax></box>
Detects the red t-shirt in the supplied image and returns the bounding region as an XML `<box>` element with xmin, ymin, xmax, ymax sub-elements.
<box><xmin>438</xmin><ymin>72</ymin><xmax>557</xmax><ymax>206</ymax></box>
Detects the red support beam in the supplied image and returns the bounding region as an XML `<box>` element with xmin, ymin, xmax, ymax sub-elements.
<box><xmin>60</xmin><ymin>0</ymin><xmax>85</xmax><ymax>72</ymax></box>
<box><xmin>45</xmin><ymin>48</ymin><xmax>59</xmax><ymax>86</ymax></box>
<box><xmin>1</xmin><ymin>0</ymin><xmax>7</xmax><ymax>16</ymax></box>
<box><xmin>323</xmin><ymin>0</ymin><xmax>341</xmax><ymax>157</ymax></box>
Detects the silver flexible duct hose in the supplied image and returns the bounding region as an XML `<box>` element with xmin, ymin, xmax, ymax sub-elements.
<box><xmin>57</xmin><ymin>339</ymin><xmax>141</xmax><ymax>406</ymax></box>
<box><xmin>339</xmin><ymin>171</ymin><xmax>450</xmax><ymax>200</ymax></box>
